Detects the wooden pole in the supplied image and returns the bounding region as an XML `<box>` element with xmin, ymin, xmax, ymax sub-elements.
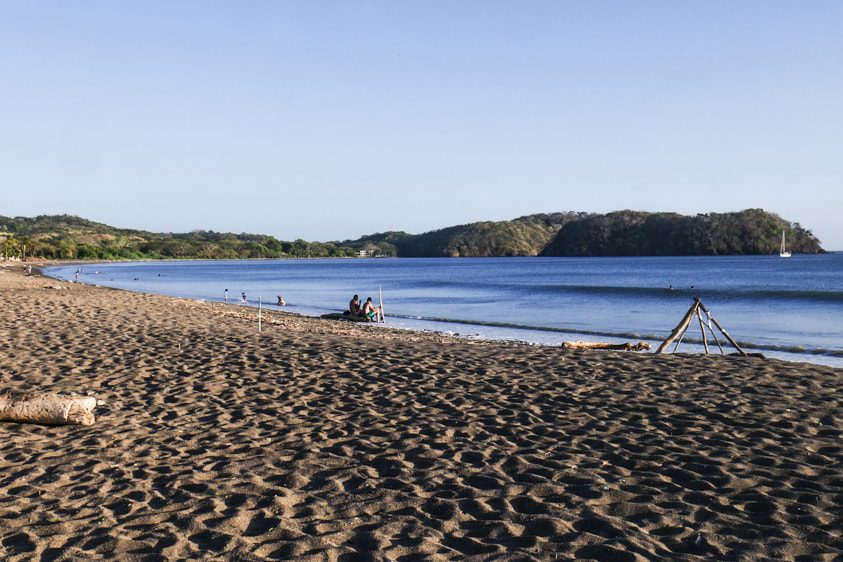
<box><xmin>672</xmin><ymin>301</ymin><xmax>700</xmax><ymax>353</ymax></box>
<box><xmin>702</xmin><ymin>309</ymin><xmax>725</xmax><ymax>354</ymax></box>
<box><xmin>672</xmin><ymin>317</ymin><xmax>692</xmax><ymax>353</ymax></box>
<box><xmin>696</xmin><ymin>308</ymin><xmax>710</xmax><ymax>354</ymax></box>
<box><xmin>697</xmin><ymin>301</ymin><xmax>747</xmax><ymax>356</ymax></box>
<box><xmin>378</xmin><ymin>285</ymin><xmax>384</xmax><ymax>323</ymax></box>
<box><xmin>656</xmin><ymin>300</ymin><xmax>700</xmax><ymax>354</ymax></box>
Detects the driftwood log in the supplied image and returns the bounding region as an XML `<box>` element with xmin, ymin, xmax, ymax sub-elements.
<box><xmin>0</xmin><ymin>393</ymin><xmax>97</xmax><ymax>426</ymax></box>
<box><xmin>563</xmin><ymin>341</ymin><xmax>651</xmax><ymax>351</ymax></box>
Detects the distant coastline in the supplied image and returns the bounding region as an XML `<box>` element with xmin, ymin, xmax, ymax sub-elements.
<box><xmin>1</xmin><ymin>208</ymin><xmax>824</xmax><ymax>261</ymax></box>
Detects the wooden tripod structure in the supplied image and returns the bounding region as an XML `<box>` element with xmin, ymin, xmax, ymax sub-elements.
<box><xmin>656</xmin><ymin>298</ymin><xmax>747</xmax><ymax>356</ymax></box>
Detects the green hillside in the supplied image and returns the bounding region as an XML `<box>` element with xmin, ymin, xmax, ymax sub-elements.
<box><xmin>0</xmin><ymin>209</ymin><xmax>824</xmax><ymax>261</ymax></box>
<box><xmin>389</xmin><ymin>213</ymin><xmax>590</xmax><ymax>257</ymax></box>
<box><xmin>540</xmin><ymin>209</ymin><xmax>823</xmax><ymax>256</ymax></box>
<box><xmin>0</xmin><ymin>215</ymin><xmax>358</xmax><ymax>260</ymax></box>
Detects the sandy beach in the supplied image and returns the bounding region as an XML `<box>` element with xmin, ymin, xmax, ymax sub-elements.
<box><xmin>1</xmin><ymin>264</ymin><xmax>841</xmax><ymax>561</ymax></box>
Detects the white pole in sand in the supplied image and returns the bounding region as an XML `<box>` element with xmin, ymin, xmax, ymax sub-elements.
<box><xmin>378</xmin><ymin>284</ymin><xmax>384</xmax><ymax>323</ymax></box>
<box><xmin>258</xmin><ymin>296</ymin><xmax>262</xmax><ymax>332</ymax></box>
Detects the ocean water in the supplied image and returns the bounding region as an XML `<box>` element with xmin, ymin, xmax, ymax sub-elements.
<box><xmin>45</xmin><ymin>254</ymin><xmax>843</xmax><ymax>367</ymax></box>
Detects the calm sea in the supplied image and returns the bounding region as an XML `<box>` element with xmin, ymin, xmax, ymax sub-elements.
<box><xmin>45</xmin><ymin>254</ymin><xmax>843</xmax><ymax>367</ymax></box>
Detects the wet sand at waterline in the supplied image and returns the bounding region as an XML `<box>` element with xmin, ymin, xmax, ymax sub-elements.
<box><xmin>1</xmin><ymin>264</ymin><xmax>841</xmax><ymax>561</ymax></box>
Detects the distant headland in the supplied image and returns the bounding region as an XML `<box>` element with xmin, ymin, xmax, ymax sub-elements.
<box><xmin>0</xmin><ymin>209</ymin><xmax>824</xmax><ymax>260</ymax></box>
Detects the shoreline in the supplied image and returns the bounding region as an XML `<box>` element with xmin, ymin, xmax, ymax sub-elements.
<box><xmin>38</xmin><ymin>259</ymin><xmax>843</xmax><ymax>368</ymax></box>
<box><xmin>2</xmin><ymin>263</ymin><xmax>841</xmax><ymax>560</ymax></box>
<box><xmin>28</xmin><ymin>262</ymin><xmax>529</xmax><ymax>350</ymax></box>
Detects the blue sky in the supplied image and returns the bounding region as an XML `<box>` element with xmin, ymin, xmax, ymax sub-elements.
<box><xmin>1</xmin><ymin>1</ymin><xmax>841</xmax><ymax>248</ymax></box>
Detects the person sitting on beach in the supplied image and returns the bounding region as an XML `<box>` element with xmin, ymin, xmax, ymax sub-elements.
<box><xmin>277</xmin><ymin>295</ymin><xmax>286</xmax><ymax>306</ymax></box>
<box><xmin>362</xmin><ymin>297</ymin><xmax>379</xmax><ymax>321</ymax></box>
<box><xmin>348</xmin><ymin>294</ymin><xmax>361</xmax><ymax>316</ymax></box>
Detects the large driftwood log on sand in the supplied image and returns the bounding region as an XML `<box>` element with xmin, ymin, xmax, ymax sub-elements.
<box><xmin>563</xmin><ymin>341</ymin><xmax>651</xmax><ymax>351</ymax></box>
<box><xmin>0</xmin><ymin>393</ymin><xmax>97</xmax><ymax>426</ymax></box>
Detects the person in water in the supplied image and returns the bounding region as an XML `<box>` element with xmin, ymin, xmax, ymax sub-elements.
<box><xmin>277</xmin><ymin>295</ymin><xmax>286</xmax><ymax>306</ymax></box>
<box><xmin>362</xmin><ymin>297</ymin><xmax>379</xmax><ymax>321</ymax></box>
<box><xmin>348</xmin><ymin>294</ymin><xmax>361</xmax><ymax>316</ymax></box>
<box><xmin>241</xmin><ymin>292</ymin><xmax>247</xmax><ymax>303</ymax></box>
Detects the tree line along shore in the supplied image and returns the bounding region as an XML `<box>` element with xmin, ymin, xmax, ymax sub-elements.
<box><xmin>0</xmin><ymin>208</ymin><xmax>824</xmax><ymax>261</ymax></box>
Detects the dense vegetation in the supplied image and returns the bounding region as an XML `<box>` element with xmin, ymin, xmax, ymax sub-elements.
<box><xmin>0</xmin><ymin>215</ymin><xmax>363</xmax><ymax>260</ymax></box>
<box><xmin>0</xmin><ymin>209</ymin><xmax>824</xmax><ymax>261</ymax></box>
<box><xmin>540</xmin><ymin>209</ymin><xmax>823</xmax><ymax>256</ymax></box>
<box><xmin>347</xmin><ymin>213</ymin><xmax>589</xmax><ymax>257</ymax></box>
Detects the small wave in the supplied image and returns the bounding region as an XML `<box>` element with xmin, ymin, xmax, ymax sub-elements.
<box><xmin>388</xmin><ymin>313</ymin><xmax>661</xmax><ymax>340</ymax></box>
<box><xmin>532</xmin><ymin>284</ymin><xmax>843</xmax><ymax>303</ymax></box>
<box><xmin>403</xmin><ymin>279</ymin><xmax>843</xmax><ymax>303</ymax></box>
<box><xmin>386</xmin><ymin>313</ymin><xmax>843</xmax><ymax>358</ymax></box>
<box><xmin>675</xmin><ymin>336</ymin><xmax>843</xmax><ymax>358</ymax></box>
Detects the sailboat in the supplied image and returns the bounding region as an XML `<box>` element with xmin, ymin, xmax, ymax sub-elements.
<box><xmin>779</xmin><ymin>230</ymin><xmax>791</xmax><ymax>258</ymax></box>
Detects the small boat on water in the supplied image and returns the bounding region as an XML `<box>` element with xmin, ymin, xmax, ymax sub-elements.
<box><xmin>780</xmin><ymin>230</ymin><xmax>791</xmax><ymax>258</ymax></box>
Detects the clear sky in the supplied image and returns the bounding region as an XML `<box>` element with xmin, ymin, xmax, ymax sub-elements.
<box><xmin>1</xmin><ymin>1</ymin><xmax>841</xmax><ymax>248</ymax></box>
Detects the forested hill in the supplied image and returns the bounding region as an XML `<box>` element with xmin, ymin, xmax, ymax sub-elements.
<box><xmin>0</xmin><ymin>212</ymin><xmax>587</xmax><ymax>260</ymax></box>
<box><xmin>0</xmin><ymin>209</ymin><xmax>824</xmax><ymax>260</ymax></box>
<box><xmin>350</xmin><ymin>213</ymin><xmax>590</xmax><ymax>257</ymax></box>
<box><xmin>0</xmin><ymin>215</ymin><xmax>355</xmax><ymax>260</ymax></box>
<box><xmin>346</xmin><ymin>209</ymin><xmax>823</xmax><ymax>256</ymax></box>
<box><xmin>539</xmin><ymin>209</ymin><xmax>823</xmax><ymax>256</ymax></box>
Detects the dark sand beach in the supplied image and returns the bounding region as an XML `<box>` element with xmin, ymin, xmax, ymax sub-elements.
<box><xmin>1</xmin><ymin>264</ymin><xmax>841</xmax><ymax>561</ymax></box>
